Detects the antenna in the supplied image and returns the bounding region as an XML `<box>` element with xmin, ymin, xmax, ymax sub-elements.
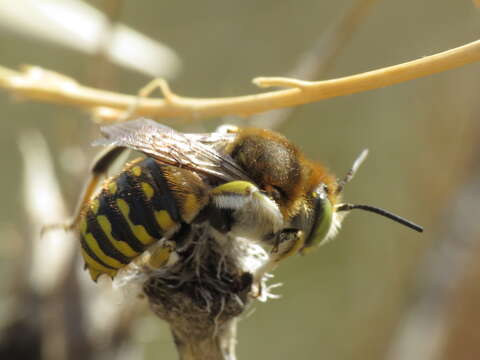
<box><xmin>336</xmin><ymin>149</ymin><xmax>369</xmax><ymax>195</ymax></box>
<box><xmin>336</xmin><ymin>203</ymin><xmax>423</xmax><ymax>233</ymax></box>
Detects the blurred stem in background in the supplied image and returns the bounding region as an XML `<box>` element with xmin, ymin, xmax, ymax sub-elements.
<box><xmin>250</xmin><ymin>0</ymin><xmax>381</xmax><ymax>129</ymax></box>
<box><xmin>86</xmin><ymin>0</ymin><xmax>123</xmax><ymax>90</ymax></box>
<box><xmin>386</xmin><ymin>119</ymin><xmax>480</xmax><ymax>360</ymax></box>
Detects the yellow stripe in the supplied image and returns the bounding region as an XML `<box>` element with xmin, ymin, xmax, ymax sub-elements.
<box><xmin>181</xmin><ymin>193</ymin><xmax>200</xmax><ymax>221</ymax></box>
<box><xmin>79</xmin><ymin>218</ymin><xmax>88</xmax><ymax>235</ymax></box>
<box><xmin>88</xmin><ymin>267</ymin><xmax>101</xmax><ymax>281</ymax></box>
<box><xmin>84</xmin><ymin>233</ymin><xmax>124</xmax><ymax>269</ymax></box>
<box><xmin>81</xmin><ymin>248</ymin><xmax>117</xmax><ymax>279</ymax></box>
<box><xmin>116</xmin><ymin>198</ymin><xmax>154</xmax><ymax>245</ymax></box>
<box><xmin>141</xmin><ymin>182</ymin><xmax>154</xmax><ymax>200</ymax></box>
<box><xmin>90</xmin><ymin>199</ymin><xmax>100</xmax><ymax>214</ymax></box>
<box><xmin>108</xmin><ymin>181</ymin><xmax>117</xmax><ymax>194</ymax></box>
<box><xmin>155</xmin><ymin>210</ymin><xmax>175</xmax><ymax>230</ymax></box>
<box><xmin>132</xmin><ymin>166</ymin><xmax>142</xmax><ymax>176</ymax></box>
<box><xmin>97</xmin><ymin>215</ymin><xmax>138</xmax><ymax>257</ymax></box>
<box><xmin>141</xmin><ymin>183</ymin><xmax>175</xmax><ymax>230</ymax></box>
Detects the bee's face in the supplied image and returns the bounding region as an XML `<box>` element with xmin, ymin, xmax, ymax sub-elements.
<box><xmin>226</xmin><ymin>128</ymin><xmax>341</xmax><ymax>248</ymax></box>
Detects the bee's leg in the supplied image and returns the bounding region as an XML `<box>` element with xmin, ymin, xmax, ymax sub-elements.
<box><xmin>71</xmin><ymin>146</ymin><xmax>128</xmax><ymax>227</ymax></box>
<box><xmin>42</xmin><ymin>146</ymin><xmax>127</xmax><ymax>234</ymax></box>
<box><xmin>206</xmin><ymin>181</ymin><xmax>259</xmax><ymax>234</ymax></box>
<box><xmin>250</xmin><ymin>230</ymin><xmax>304</xmax><ymax>299</ymax></box>
<box><xmin>138</xmin><ymin>240</ymin><xmax>177</xmax><ymax>270</ymax></box>
<box><xmin>207</xmin><ymin>180</ymin><xmax>284</xmax><ymax>238</ymax></box>
<box><xmin>270</xmin><ymin>229</ymin><xmax>305</xmax><ymax>263</ymax></box>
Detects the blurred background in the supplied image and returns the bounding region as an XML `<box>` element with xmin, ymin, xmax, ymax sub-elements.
<box><xmin>0</xmin><ymin>1</ymin><xmax>479</xmax><ymax>359</ymax></box>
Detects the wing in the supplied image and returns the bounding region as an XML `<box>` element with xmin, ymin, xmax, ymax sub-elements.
<box><xmin>93</xmin><ymin>118</ymin><xmax>251</xmax><ymax>182</ymax></box>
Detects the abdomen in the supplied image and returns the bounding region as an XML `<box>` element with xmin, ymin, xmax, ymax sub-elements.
<box><xmin>79</xmin><ymin>157</ymin><xmax>183</xmax><ymax>281</ymax></box>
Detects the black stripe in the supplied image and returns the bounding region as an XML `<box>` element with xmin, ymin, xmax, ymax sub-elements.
<box><xmin>142</xmin><ymin>158</ymin><xmax>181</xmax><ymax>222</ymax></box>
<box><xmin>85</xmin><ymin>210</ymin><xmax>130</xmax><ymax>265</ymax></box>
<box><xmin>171</xmin><ymin>222</ymin><xmax>192</xmax><ymax>249</ymax></box>
<box><xmin>117</xmin><ymin>171</ymin><xmax>163</xmax><ymax>239</ymax></box>
<box><xmin>98</xmin><ymin>189</ymin><xmax>146</xmax><ymax>253</ymax></box>
<box><xmin>79</xmin><ymin>233</ymin><xmax>117</xmax><ymax>270</ymax></box>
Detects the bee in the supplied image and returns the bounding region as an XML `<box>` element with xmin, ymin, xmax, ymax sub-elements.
<box><xmin>56</xmin><ymin>118</ymin><xmax>422</xmax><ymax>282</ymax></box>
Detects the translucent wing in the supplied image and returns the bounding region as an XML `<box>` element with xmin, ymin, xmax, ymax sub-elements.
<box><xmin>93</xmin><ymin>118</ymin><xmax>251</xmax><ymax>182</ymax></box>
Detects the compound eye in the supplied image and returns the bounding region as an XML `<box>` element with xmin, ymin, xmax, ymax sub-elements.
<box><xmin>303</xmin><ymin>184</ymin><xmax>334</xmax><ymax>250</ymax></box>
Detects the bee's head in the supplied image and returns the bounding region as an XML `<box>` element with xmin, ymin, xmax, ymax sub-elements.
<box><xmin>300</xmin><ymin>150</ymin><xmax>423</xmax><ymax>252</ymax></box>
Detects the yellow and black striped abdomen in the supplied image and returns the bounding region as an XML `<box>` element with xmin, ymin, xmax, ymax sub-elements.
<box><xmin>79</xmin><ymin>158</ymin><xmax>184</xmax><ymax>281</ymax></box>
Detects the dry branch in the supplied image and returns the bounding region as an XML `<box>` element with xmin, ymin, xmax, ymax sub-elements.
<box><xmin>0</xmin><ymin>38</ymin><xmax>479</xmax><ymax>122</ymax></box>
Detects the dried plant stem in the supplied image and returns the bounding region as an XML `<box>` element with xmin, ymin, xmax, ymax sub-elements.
<box><xmin>0</xmin><ymin>39</ymin><xmax>479</xmax><ymax>122</ymax></box>
<box><xmin>171</xmin><ymin>319</ymin><xmax>238</xmax><ymax>360</ymax></box>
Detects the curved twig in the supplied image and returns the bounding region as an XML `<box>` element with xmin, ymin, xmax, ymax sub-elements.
<box><xmin>0</xmin><ymin>38</ymin><xmax>479</xmax><ymax>122</ymax></box>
